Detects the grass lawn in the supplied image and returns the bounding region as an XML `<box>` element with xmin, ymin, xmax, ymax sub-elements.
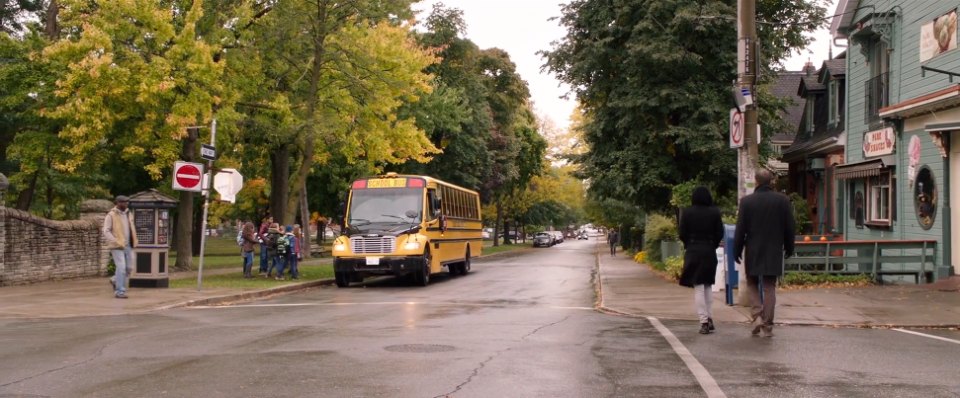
<box><xmin>169</xmin><ymin>263</ymin><xmax>335</xmax><ymax>289</ymax></box>
<box><xmin>168</xmin><ymin>235</ymin><xmax>527</xmax><ymax>289</ymax></box>
<box><xmin>481</xmin><ymin>242</ymin><xmax>530</xmax><ymax>255</ymax></box>
<box><xmin>170</xmin><ymin>235</ymin><xmax>334</xmax><ymax>271</ymax></box>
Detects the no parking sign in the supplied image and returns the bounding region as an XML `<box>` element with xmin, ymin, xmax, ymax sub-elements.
<box><xmin>729</xmin><ymin>108</ymin><xmax>744</xmax><ymax>148</ymax></box>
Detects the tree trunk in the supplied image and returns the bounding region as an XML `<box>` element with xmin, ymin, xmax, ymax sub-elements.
<box><xmin>493</xmin><ymin>199</ymin><xmax>503</xmax><ymax>247</ymax></box>
<box><xmin>285</xmin><ymin>4</ymin><xmax>328</xmax><ymax>225</ymax></box>
<box><xmin>299</xmin><ymin>182</ymin><xmax>312</xmax><ymax>258</ymax></box>
<box><xmin>270</xmin><ymin>144</ymin><xmax>290</xmax><ymax>224</ymax></box>
<box><xmin>173</xmin><ymin>130</ymin><xmax>198</xmax><ymax>271</ymax></box>
<box><xmin>15</xmin><ymin>171</ymin><xmax>37</xmax><ymax>211</ymax></box>
<box><xmin>44</xmin><ymin>0</ymin><xmax>59</xmax><ymax>40</ymax></box>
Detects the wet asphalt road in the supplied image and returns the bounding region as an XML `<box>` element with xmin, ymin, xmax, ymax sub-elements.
<box><xmin>1</xmin><ymin>239</ymin><xmax>960</xmax><ymax>397</ymax></box>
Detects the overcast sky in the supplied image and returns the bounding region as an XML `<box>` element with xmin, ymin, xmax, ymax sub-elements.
<box><xmin>413</xmin><ymin>1</ymin><xmax>835</xmax><ymax>132</ymax></box>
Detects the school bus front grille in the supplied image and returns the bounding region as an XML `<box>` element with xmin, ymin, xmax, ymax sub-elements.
<box><xmin>350</xmin><ymin>236</ymin><xmax>396</xmax><ymax>254</ymax></box>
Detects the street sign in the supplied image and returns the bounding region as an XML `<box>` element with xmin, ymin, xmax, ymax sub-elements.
<box><xmin>200</xmin><ymin>144</ymin><xmax>216</xmax><ymax>161</ymax></box>
<box><xmin>729</xmin><ymin>108</ymin><xmax>744</xmax><ymax>148</ymax></box>
<box><xmin>213</xmin><ymin>168</ymin><xmax>243</xmax><ymax>203</ymax></box>
<box><xmin>172</xmin><ymin>161</ymin><xmax>204</xmax><ymax>192</ymax></box>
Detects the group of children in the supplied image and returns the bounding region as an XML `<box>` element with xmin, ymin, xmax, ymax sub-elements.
<box><xmin>239</xmin><ymin>217</ymin><xmax>304</xmax><ymax>280</ymax></box>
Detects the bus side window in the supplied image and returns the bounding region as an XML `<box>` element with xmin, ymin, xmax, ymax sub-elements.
<box><xmin>427</xmin><ymin>189</ymin><xmax>440</xmax><ymax>220</ymax></box>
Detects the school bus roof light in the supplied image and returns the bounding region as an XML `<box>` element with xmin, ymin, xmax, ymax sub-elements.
<box><xmin>407</xmin><ymin>178</ymin><xmax>424</xmax><ymax>188</ymax></box>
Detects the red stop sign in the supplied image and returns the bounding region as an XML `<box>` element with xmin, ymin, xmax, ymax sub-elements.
<box><xmin>175</xmin><ymin>163</ymin><xmax>202</xmax><ymax>189</ymax></box>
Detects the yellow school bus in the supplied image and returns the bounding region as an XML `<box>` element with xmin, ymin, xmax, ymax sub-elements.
<box><xmin>331</xmin><ymin>173</ymin><xmax>483</xmax><ymax>287</ymax></box>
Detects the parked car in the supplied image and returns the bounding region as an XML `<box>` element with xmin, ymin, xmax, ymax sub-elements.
<box><xmin>533</xmin><ymin>232</ymin><xmax>553</xmax><ymax>247</ymax></box>
<box><xmin>550</xmin><ymin>231</ymin><xmax>564</xmax><ymax>244</ymax></box>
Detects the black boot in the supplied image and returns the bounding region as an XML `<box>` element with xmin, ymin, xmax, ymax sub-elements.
<box><xmin>699</xmin><ymin>323</ymin><xmax>711</xmax><ymax>334</ymax></box>
<box><xmin>707</xmin><ymin>318</ymin><xmax>715</xmax><ymax>331</ymax></box>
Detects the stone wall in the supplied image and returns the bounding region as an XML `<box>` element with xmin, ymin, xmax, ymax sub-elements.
<box><xmin>0</xmin><ymin>200</ymin><xmax>110</xmax><ymax>286</ymax></box>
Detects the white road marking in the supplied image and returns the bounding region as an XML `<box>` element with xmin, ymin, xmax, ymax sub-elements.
<box><xmin>187</xmin><ymin>302</ymin><xmax>594</xmax><ymax>311</ymax></box>
<box><xmin>893</xmin><ymin>328</ymin><xmax>960</xmax><ymax>345</ymax></box>
<box><xmin>647</xmin><ymin>316</ymin><xmax>727</xmax><ymax>398</ymax></box>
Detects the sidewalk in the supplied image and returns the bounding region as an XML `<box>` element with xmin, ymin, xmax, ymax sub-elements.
<box><xmin>597</xmin><ymin>245</ymin><xmax>960</xmax><ymax>328</ymax></box>
<box><xmin>3</xmin><ymin>246</ymin><xmax>959</xmax><ymax>327</ymax></box>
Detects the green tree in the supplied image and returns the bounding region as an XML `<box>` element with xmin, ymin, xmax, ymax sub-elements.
<box><xmin>230</xmin><ymin>0</ymin><xmax>438</xmax><ymax>226</ymax></box>
<box><xmin>44</xmin><ymin>0</ymin><xmax>227</xmax><ymax>269</ymax></box>
<box><xmin>0</xmin><ymin>0</ymin><xmax>43</xmax><ymax>34</ymax></box>
<box><xmin>543</xmin><ymin>0</ymin><xmax>826</xmax><ymax>212</ymax></box>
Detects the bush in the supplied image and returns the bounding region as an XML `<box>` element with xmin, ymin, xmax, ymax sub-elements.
<box><xmin>788</xmin><ymin>192</ymin><xmax>811</xmax><ymax>235</ymax></box>
<box><xmin>781</xmin><ymin>272</ymin><xmax>874</xmax><ymax>288</ymax></box>
<box><xmin>644</xmin><ymin>213</ymin><xmax>678</xmax><ymax>262</ymax></box>
<box><xmin>634</xmin><ymin>251</ymin><xmax>646</xmax><ymax>263</ymax></box>
<box><xmin>664</xmin><ymin>255</ymin><xmax>684</xmax><ymax>281</ymax></box>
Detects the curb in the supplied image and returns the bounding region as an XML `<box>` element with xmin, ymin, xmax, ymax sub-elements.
<box><xmin>159</xmin><ymin>248</ymin><xmax>531</xmax><ymax>310</ymax></box>
<box><xmin>160</xmin><ymin>279</ymin><xmax>336</xmax><ymax>310</ymax></box>
<box><xmin>591</xmin><ymin>243</ymin><xmax>960</xmax><ymax>330</ymax></box>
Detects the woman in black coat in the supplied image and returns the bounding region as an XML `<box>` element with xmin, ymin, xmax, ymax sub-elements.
<box><xmin>678</xmin><ymin>186</ymin><xmax>724</xmax><ymax>334</ymax></box>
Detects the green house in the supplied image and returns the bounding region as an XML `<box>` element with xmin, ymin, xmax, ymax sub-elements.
<box><xmin>832</xmin><ymin>0</ymin><xmax>959</xmax><ymax>281</ymax></box>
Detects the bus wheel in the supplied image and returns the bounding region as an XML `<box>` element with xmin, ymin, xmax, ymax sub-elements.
<box><xmin>334</xmin><ymin>271</ymin><xmax>350</xmax><ymax>288</ymax></box>
<box><xmin>462</xmin><ymin>248</ymin><xmax>471</xmax><ymax>275</ymax></box>
<box><xmin>415</xmin><ymin>250</ymin><xmax>431</xmax><ymax>286</ymax></box>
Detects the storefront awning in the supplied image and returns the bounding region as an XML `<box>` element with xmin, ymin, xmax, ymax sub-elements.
<box><xmin>925</xmin><ymin>122</ymin><xmax>960</xmax><ymax>132</ymax></box>
<box><xmin>834</xmin><ymin>156</ymin><xmax>894</xmax><ymax>180</ymax></box>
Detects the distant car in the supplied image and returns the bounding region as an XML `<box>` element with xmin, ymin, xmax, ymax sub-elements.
<box><xmin>482</xmin><ymin>230</ymin><xmax>491</xmax><ymax>239</ymax></box>
<box><xmin>533</xmin><ymin>232</ymin><xmax>553</xmax><ymax>247</ymax></box>
<box><xmin>550</xmin><ymin>231</ymin><xmax>564</xmax><ymax>244</ymax></box>
<box><xmin>577</xmin><ymin>232</ymin><xmax>588</xmax><ymax>240</ymax></box>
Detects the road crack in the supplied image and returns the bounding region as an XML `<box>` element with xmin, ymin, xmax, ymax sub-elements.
<box><xmin>433</xmin><ymin>315</ymin><xmax>572</xmax><ymax>397</ymax></box>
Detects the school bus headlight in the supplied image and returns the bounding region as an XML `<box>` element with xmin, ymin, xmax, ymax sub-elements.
<box><xmin>333</xmin><ymin>243</ymin><xmax>347</xmax><ymax>252</ymax></box>
<box><xmin>403</xmin><ymin>241</ymin><xmax>421</xmax><ymax>250</ymax></box>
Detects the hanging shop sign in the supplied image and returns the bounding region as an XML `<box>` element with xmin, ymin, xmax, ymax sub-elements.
<box><xmin>863</xmin><ymin>127</ymin><xmax>895</xmax><ymax>158</ymax></box>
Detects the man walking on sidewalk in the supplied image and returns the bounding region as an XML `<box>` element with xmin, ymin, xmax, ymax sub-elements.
<box><xmin>734</xmin><ymin>169</ymin><xmax>795</xmax><ymax>337</ymax></box>
<box><xmin>607</xmin><ymin>229</ymin><xmax>619</xmax><ymax>256</ymax></box>
<box><xmin>103</xmin><ymin>195</ymin><xmax>138</xmax><ymax>299</ymax></box>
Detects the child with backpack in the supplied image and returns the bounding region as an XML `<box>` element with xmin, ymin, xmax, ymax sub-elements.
<box><xmin>274</xmin><ymin>225</ymin><xmax>294</xmax><ymax>280</ymax></box>
<box><xmin>264</xmin><ymin>223</ymin><xmax>283</xmax><ymax>278</ymax></box>
<box><xmin>287</xmin><ymin>224</ymin><xmax>303</xmax><ymax>280</ymax></box>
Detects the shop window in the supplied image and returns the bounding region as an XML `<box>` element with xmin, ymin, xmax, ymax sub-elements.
<box><xmin>914</xmin><ymin>167</ymin><xmax>936</xmax><ymax>230</ymax></box>
<box><xmin>865</xmin><ymin>170</ymin><xmax>894</xmax><ymax>227</ymax></box>
<box><xmin>828</xmin><ymin>79</ymin><xmax>839</xmax><ymax>126</ymax></box>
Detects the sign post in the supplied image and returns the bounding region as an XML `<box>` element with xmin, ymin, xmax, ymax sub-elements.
<box><xmin>736</xmin><ymin>0</ymin><xmax>759</xmax><ymax>306</ymax></box>
<box><xmin>196</xmin><ymin>119</ymin><xmax>217</xmax><ymax>291</ymax></box>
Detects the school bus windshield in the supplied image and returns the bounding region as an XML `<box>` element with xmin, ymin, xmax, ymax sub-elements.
<box><xmin>348</xmin><ymin>187</ymin><xmax>423</xmax><ymax>225</ymax></box>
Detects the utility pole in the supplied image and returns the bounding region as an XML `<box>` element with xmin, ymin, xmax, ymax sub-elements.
<box><xmin>737</xmin><ymin>0</ymin><xmax>758</xmax><ymax>306</ymax></box>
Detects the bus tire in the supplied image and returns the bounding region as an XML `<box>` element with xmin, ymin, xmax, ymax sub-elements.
<box><xmin>415</xmin><ymin>250</ymin><xmax>431</xmax><ymax>286</ymax></box>
<box><xmin>334</xmin><ymin>271</ymin><xmax>350</xmax><ymax>288</ymax></box>
<box><xmin>462</xmin><ymin>248</ymin><xmax>471</xmax><ymax>275</ymax></box>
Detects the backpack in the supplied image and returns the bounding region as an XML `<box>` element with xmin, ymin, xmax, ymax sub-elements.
<box><xmin>236</xmin><ymin>229</ymin><xmax>244</xmax><ymax>246</ymax></box>
<box><xmin>276</xmin><ymin>235</ymin><xmax>290</xmax><ymax>255</ymax></box>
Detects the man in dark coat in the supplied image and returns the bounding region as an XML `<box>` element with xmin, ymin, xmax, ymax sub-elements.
<box><xmin>734</xmin><ymin>169</ymin><xmax>795</xmax><ymax>337</ymax></box>
<box><xmin>679</xmin><ymin>186</ymin><xmax>724</xmax><ymax>334</ymax></box>
<box><xmin>607</xmin><ymin>229</ymin><xmax>619</xmax><ymax>256</ymax></box>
